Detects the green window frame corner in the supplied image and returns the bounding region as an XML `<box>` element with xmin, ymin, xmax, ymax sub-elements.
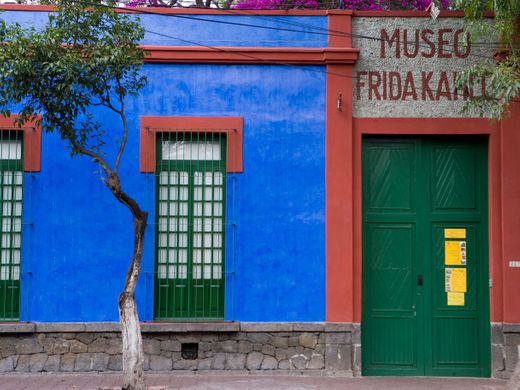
<box><xmin>154</xmin><ymin>132</ymin><xmax>226</xmax><ymax>320</ymax></box>
<box><xmin>0</xmin><ymin>130</ymin><xmax>23</xmax><ymax>321</ymax></box>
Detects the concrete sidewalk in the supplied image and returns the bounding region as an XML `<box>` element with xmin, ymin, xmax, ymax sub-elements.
<box><xmin>0</xmin><ymin>372</ymin><xmax>507</xmax><ymax>390</ymax></box>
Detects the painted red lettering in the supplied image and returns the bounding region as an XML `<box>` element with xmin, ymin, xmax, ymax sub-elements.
<box><xmin>381</xmin><ymin>29</ymin><xmax>401</xmax><ymax>58</ymax></box>
<box><xmin>421</xmin><ymin>72</ymin><xmax>435</xmax><ymax>100</ymax></box>
<box><xmin>436</xmin><ymin>71</ymin><xmax>452</xmax><ymax>100</ymax></box>
<box><xmin>420</xmin><ymin>29</ymin><xmax>436</xmax><ymax>58</ymax></box>
<box><xmin>454</xmin><ymin>29</ymin><xmax>471</xmax><ymax>58</ymax></box>
<box><xmin>389</xmin><ymin>72</ymin><xmax>402</xmax><ymax>100</ymax></box>
<box><xmin>438</xmin><ymin>29</ymin><xmax>453</xmax><ymax>58</ymax></box>
<box><xmin>402</xmin><ymin>72</ymin><xmax>417</xmax><ymax>100</ymax></box>
<box><xmin>356</xmin><ymin>71</ymin><xmax>367</xmax><ymax>100</ymax></box>
<box><xmin>368</xmin><ymin>71</ymin><xmax>382</xmax><ymax>100</ymax></box>
<box><xmin>403</xmin><ymin>29</ymin><xmax>419</xmax><ymax>58</ymax></box>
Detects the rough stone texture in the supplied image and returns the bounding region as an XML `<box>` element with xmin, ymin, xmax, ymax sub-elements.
<box><xmin>246</xmin><ymin>351</ymin><xmax>264</xmax><ymax>370</ymax></box>
<box><xmin>0</xmin><ymin>324</ymin><xmax>360</xmax><ymax>374</ymax></box>
<box><xmin>490</xmin><ymin>323</ymin><xmax>520</xmax><ymax>379</ymax></box>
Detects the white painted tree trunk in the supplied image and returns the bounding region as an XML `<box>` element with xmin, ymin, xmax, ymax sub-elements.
<box><xmin>507</xmin><ymin>346</ymin><xmax>520</xmax><ymax>390</ymax></box>
<box><xmin>119</xmin><ymin>292</ymin><xmax>145</xmax><ymax>390</ymax></box>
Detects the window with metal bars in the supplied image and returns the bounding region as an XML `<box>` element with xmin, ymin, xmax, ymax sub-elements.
<box><xmin>154</xmin><ymin>132</ymin><xmax>226</xmax><ymax>319</ymax></box>
<box><xmin>0</xmin><ymin>131</ymin><xmax>23</xmax><ymax>321</ymax></box>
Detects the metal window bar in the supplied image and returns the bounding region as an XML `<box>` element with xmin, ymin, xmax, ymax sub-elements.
<box><xmin>0</xmin><ymin>130</ymin><xmax>23</xmax><ymax>321</ymax></box>
<box><xmin>154</xmin><ymin>131</ymin><xmax>227</xmax><ymax>320</ymax></box>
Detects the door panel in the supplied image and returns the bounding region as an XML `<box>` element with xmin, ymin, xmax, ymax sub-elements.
<box><xmin>362</xmin><ymin>137</ymin><xmax>490</xmax><ymax>377</ymax></box>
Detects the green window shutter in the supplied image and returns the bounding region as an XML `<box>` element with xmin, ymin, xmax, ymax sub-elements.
<box><xmin>0</xmin><ymin>131</ymin><xmax>23</xmax><ymax>321</ymax></box>
<box><xmin>154</xmin><ymin>132</ymin><xmax>226</xmax><ymax>320</ymax></box>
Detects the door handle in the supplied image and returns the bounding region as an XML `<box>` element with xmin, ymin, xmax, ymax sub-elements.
<box><xmin>417</xmin><ymin>274</ymin><xmax>423</xmax><ymax>286</ymax></box>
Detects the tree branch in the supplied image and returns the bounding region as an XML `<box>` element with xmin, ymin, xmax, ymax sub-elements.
<box><xmin>114</xmin><ymin>81</ymin><xmax>127</xmax><ymax>174</ymax></box>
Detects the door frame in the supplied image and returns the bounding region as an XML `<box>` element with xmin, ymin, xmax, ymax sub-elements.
<box><xmin>360</xmin><ymin>135</ymin><xmax>491</xmax><ymax>376</ymax></box>
<box><xmin>349</xmin><ymin>119</ymin><xmax>500</xmax><ymax>377</ymax></box>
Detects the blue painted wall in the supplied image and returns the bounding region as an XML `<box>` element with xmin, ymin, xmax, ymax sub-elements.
<box><xmin>4</xmin><ymin>10</ymin><xmax>327</xmax><ymax>322</ymax></box>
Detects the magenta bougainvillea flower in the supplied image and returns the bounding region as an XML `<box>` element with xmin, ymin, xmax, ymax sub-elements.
<box><xmin>233</xmin><ymin>0</ymin><xmax>450</xmax><ymax>10</ymax></box>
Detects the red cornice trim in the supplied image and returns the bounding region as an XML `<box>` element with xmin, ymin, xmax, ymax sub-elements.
<box><xmin>0</xmin><ymin>115</ymin><xmax>41</xmax><ymax>172</ymax></box>
<box><xmin>142</xmin><ymin>46</ymin><xmax>359</xmax><ymax>64</ymax></box>
<box><xmin>140</xmin><ymin>116</ymin><xmax>243</xmax><ymax>173</ymax></box>
<box><xmin>353</xmin><ymin>10</ymin><xmax>494</xmax><ymax>18</ymax></box>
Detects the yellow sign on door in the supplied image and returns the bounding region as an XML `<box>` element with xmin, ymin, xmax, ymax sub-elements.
<box><xmin>447</xmin><ymin>292</ymin><xmax>465</xmax><ymax>306</ymax></box>
<box><xmin>444</xmin><ymin>228</ymin><xmax>466</xmax><ymax>239</ymax></box>
<box><xmin>445</xmin><ymin>268</ymin><xmax>467</xmax><ymax>293</ymax></box>
<box><xmin>445</xmin><ymin>241</ymin><xmax>467</xmax><ymax>265</ymax></box>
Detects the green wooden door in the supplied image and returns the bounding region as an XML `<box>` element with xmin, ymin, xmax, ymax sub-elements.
<box><xmin>362</xmin><ymin>137</ymin><xmax>490</xmax><ymax>377</ymax></box>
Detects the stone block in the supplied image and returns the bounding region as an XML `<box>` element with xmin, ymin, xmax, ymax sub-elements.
<box><xmin>308</xmin><ymin>354</ymin><xmax>325</xmax><ymax>370</ymax></box>
<box><xmin>29</xmin><ymin>353</ymin><xmax>47</xmax><ymax>372</ymax></box>
<box><xmin>325</xmin><ymin>344</ymin><xmax>351</xmax><ymax>372</ymax></box>
<box><xmin>160</xmin><ymin>340</ymin><xmax>181</xmax><ymax>352</ymax></box>
<box><xmin>246</xmin><ymin>351</ymin><xmax>263</xmax><ymax>370</ymax></box>
<box><xmin>505</xmin><ymin>345</ymin><xmax>519</xmax><ymax>371</ymax></box>
<box><xmin>491</xmin><ymin>323</ymin><xmax>504</xmax><ymax>345</ymax></box>
<box><xmin>275</xmin><ymin>349</ymin><xmax>288</xmax><ymax>361</ymax></box>
<box><xmin>143</xmin><ymin>339</ymin><xmax>161</xmax><ymax>355</ymax></box>
<box><xmin>299</xmin><ymin>333</ymin><xmax>318</xmax><ymax>349</ymax></box>
<box><xmin>174</xmin><ymin>358</ymin><xmax>197</xmax><ymax>370</ymax></box>
<box><xmin>213</xmin><ymin>353</ymin><xmax>226</xmax><ymax>369</ymax></box>
<box><xmin>15</xmin><ymin>355</ymin><xmax>29</xmax><ymax>372</ymax></box>
<box><xmin>74</xmin><ymin>353</ymin><xmax>94</xmax><ymax>372</ymax></box>
<box><xmin>290</xmin><ymin>354</ymin><xmax>308</xmax><ymax>370</ymax></box>
<box><xmin>16</xmin><ymin>338</ymin><xmax>43</xmax><ymax>354</ymax></box>
<box><xmin>92</xmin><ymin>353</ymin><xmax>109</xmax><ymax>371</ymax></box>
<box><xmin>237</xmin><ymin>341</ymin><xmax>253</xmax><ymax>354</ymax></box>
<box><xmin>325</xmin><ymin>323</ymin><xmax>356</xmax><ymax>333</ymax></box>
<box><xmin>88</xmin><ymin>338</ymin><xmax>107</xmax><ymax>353</ymax></box>
<box><xmin>187</xmin><ymin>322</ymin><xmax>239</xmax><ymax>332</ymax></box>
<box><xmin>292</xmin><ymin>323</ymin><xmax>325</xmax><ymax>332</ymax></box>
<box><xmin>105</xmin><ymin>338</ymin><xmax>121</xmax><ymax>355</ymax></box>
<box><xmin>261</xmin><ymin>356</ymin><xmax>278</xmax><ymax>370</ymax></box>
<box><xmin>69</xmin><ymin>340</ymin><xmax>88</xmax><ymax>354</ymax></box>
<box><xmin>197</xmin><ymin>358</ymin><xmax>212</xmax><ymax>370</ymax></box>
<box><xmin>353</xmin><ymin>345</ymin><xmax>361</xmax><ymax>373</ymax></box>
<box><xmin>288</xmin><ymin>336</ymin><xmax>300</xmax><ymax>347</ymax></box>
<box><xmin>325</xmin><ymin>333</ymin><xmax>348</xmax><ymax>345</ymax></box>
<box><xmin>505</xmin><ymin>333</ymin><xmax>520</xmax><ymax>347</ymax></box>
<box><xmin>84</xmin><ymin>323</ymin><xmax>120</xmax><ymax>333</ymax></box>
<box><xmin>214</xmin><ymin>340</ymin><xmax>237</xmax><ymax>353</ymax></box>
<box><xmin>0</xmin><ymin>323</ymin><xmax>35</xmax><ymax>333</ymax></box>
<box><xmin>0</xmin><ymin>338</ymin><xmax>16</xmax><ymax>358</ymax></box>
<box><xmin>149</xmin><ymin>355</ymin><xmax>172</xmax><ymax>371</ymax></box>
<box><xmin>225</xmin><ymin>353</ymin><xmax>246</xmax><ymax>370</ymax></box>
<box><xmin>261</xmin><ymin>344</ymin><xmax>276</xmax><ymax>356</ymax></box>
<box><xmin>36</xmin><ymin>323</ymin><xmax>85</xmax><ymax>333</ymax></box>
<box><xmin>247</xmin><ymin>333</ymin><xmax>273</xmax><ymax>345</ymax></box>
<box><xmin>492</xmin><ymin>344</ymin><xmax>505</xmax><ymax>373</ymax></box>
<box><xmin>241</xmin><ymin>323</ymin><xmax>290</xmax><ymax>332</ymax></box>
<box><xmin>0</xmin><ymin>356</ymin><xmax>16</xmax><ymax>372</ymax></box>
<box><xmin>43</xmin><ymin>355</ymin><xmax>61</xmax><ymax>372</ymax></box>
<box><xmin>52</xmin><ymin>339</ymin><xmax>70</xmax><ymax>355</ymax></box>
<box><xmin>272</xmin><ymin>337</ymin><xmax>288</xmax><ymax>349</ymax></box>
<box><xmin>75</xmin><ymin>333</ymin><xmax>96</xmax><ymax>345</ymax></box>
<box><xmin>107</xmin><ymin>355</ymin><xmax>122</xmax><ymax>371</ymax></box>
<box><xmin>278</xmin><ymin>359</ymin><xmax>290</xmax><ymax>370</ymax></box>
<box><xmin>60</xmin><ymin>353</ymin><xmax>76</xmax><ymax>372</ymax></box>
<box><xmin>352</xmin><ymin>325</ymin><xmax>361</xmax><ymax>344</ymax></box>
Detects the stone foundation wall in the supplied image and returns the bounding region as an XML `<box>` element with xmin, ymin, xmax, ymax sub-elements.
<box><xmin>0</xmin><ymin>322</ymin><xmax>360</xmax><ymax>374</ymax></box>
<box><xmin>492</xmin><ymin>323</ymin><xmax>520</xmax><ymax>379</ymax></box>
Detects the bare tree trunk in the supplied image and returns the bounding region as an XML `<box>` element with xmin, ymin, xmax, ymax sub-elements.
<box><xmin>118</xmin><ymin>210</ymin><xmax>147</xmax><ymax>390</ymax></box>
<box><xmin>507</xmin><ymin>347</ymin><xmax>520</xmax><ymax>390</ymax></box>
